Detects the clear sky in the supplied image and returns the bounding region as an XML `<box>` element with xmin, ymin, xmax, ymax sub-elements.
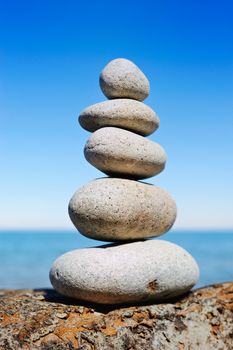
<box><xmin>1</xmin><ymin>0</ymin><xmax>233</xmax><ymax>230</ymax></box>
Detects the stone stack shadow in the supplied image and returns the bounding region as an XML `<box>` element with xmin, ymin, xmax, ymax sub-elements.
<box><xmin>50</xmin><ymin>58</ymin><xmax>199</xmax><ymax>304</ymax></box>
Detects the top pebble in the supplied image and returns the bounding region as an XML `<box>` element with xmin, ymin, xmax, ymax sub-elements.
<box><xmin>99</xmin><ymin>58</ymin><xmax>150</xmax><ymax>101</ymax></box>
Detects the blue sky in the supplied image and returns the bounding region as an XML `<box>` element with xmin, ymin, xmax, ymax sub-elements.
<box><xmin>1</xmin><ymin>0</ymin><xmax>233</xmax><ymax>230</ymax></box>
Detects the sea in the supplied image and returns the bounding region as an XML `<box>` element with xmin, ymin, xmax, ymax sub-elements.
<box><xmin>0</xmin><ymin>231</ymin><xmax>232</xmax><ymax>290</ymax></box>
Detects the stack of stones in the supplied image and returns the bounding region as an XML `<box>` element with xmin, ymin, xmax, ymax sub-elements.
<box><xmin>50</xmin><ymin>58</ymin><xmax>199</xmax><ymax>304</ymax></box>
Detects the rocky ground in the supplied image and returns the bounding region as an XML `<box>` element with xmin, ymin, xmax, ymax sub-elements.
<box><xmin>0</xmin><ymin>282</ymin><xmax>232</xmax><ymax>350</ymax></box>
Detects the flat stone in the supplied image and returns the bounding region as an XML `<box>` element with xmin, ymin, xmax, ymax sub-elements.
<box><xmin>68</xmin><ymin>178</ymin><xmax>176</xmax><ymax>241</ymax></box>
<box><xmin>50</xmin><ymin>240</ymin><xmax>199</xmax><ymax>304</ymax></box>
<box><xmin>79</xmin><ymin>99</ymin><xmax>159</xmax><ymax>136</ymax></box>
<box><xmin>99</xmin><ymin>58</ymin><xmax>150</xmax><ymax>101</ymax></box>
<box><xmin>84</xmin><ymin>127</ymin><xmax>166</xmax><ymax>179</ymax></box>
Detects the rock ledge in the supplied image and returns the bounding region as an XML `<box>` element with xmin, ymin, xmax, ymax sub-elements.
<box><xmin>0</xmin><ymin>282</ymin><xmax>232</xmax><ymax>349</ymax></box>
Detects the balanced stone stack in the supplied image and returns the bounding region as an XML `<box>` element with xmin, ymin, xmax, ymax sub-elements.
<box><xmin>50</xmin><ymin>58</ymin><xmax>199</xmax><ymax>304</ymax></box>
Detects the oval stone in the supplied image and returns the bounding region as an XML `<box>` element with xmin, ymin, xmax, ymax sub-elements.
<box><xmin>99</xmin><ymin>58</ymin><xmax>150</xmax><ymax>101</ymax></box>
<box><xmin>50</xmin><ymin>240</ymin><xmax>199</xmax><ymax>304</ymax></box>
<box><xmin>84</xmin><ymin>127</ymin><xmax>166</xmax><ymax>179</ymax></box>
<box><xmin>68</xmin><ymin>178</ymin><xmax>176</xmax><ymax>241</ymax></box>
<box><xmin>79</xmin><ymin>99</ymin><xmax>159</xmax><ymax>136</ymax></box>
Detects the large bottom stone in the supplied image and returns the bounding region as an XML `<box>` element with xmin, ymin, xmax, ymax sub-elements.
<box><xmin>50</xmin><ymin>240</ymin><xmax>199</xmax><ymax>304</ymax></box>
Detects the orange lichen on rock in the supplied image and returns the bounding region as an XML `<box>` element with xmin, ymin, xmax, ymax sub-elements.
<box><xmin>0</xmin><ymin>312</ymin><xmax>21</xmax><ymax>327</ymax></box>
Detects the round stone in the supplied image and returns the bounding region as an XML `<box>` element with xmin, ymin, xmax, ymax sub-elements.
<box><xmin>84</xmin><ymin>127</ymin><xmax>166</xmax><ymax>180</ymax></box>
<box><xmin>99</xmin><ymin>58</ymin><xmax>150</xmax><ymax>101</ymax></box>
<box><xmin>68</xmin><ymin>178</ymin><xmax>176</xmax><ymax>241</ymax></box>
<box><xmin>50</xmin><ymin>240</ymin><xmax>200</xmax><ymax>304</ymax></box>
<box><xmin>79</xmin><ymin>99</ymin><xmax>159</xmax><ymax>136</ymax></box>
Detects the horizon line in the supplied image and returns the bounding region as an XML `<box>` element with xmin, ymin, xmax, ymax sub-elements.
<box><xmin>0</xmin><ymin>228</ymin><xmax>233</xmax><ymax>233</ymax></box>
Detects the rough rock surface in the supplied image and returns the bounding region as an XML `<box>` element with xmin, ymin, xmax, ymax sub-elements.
<box><xmin>99</xmin><ymin>58</ymin><xmax>150</xmax><ymax>101</ymax></box>
<box><xmin>68</xmin><ymin>178</ymin><xmax>177</xmax><ymax>241</ymax></box>
<box><xmin>0</xmin><ymin>282</ymin><xmax>233</xmax><ymax>350</ymax></box>
<box><xmin>79</xmin><ymin>99</ymin><xmax>159</xmax><ymax>136</ymax></box>
<box><xmin>84</xmin><ymin>127</ymin><xmax>166</xmax><ymax>179</ymax></box>
<box><xmin>50</xmin><ymin>240</ymin><xmax>199</xmax><ymax>304</ymax></box>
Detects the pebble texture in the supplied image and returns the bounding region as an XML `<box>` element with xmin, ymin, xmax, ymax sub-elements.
<box><xmin>68</xmin><ymin>178</ymin><xmax>176</xmax><ymax>241</ymax></box>
<box><xmin>50</xmin><ymin>240</ymin><xmax>199</xmax><ymax>304</ymax></box>
<box><xmin>84</xmin><ymin>127</ymin><xmax>166</xmax><ymax>179</ymax></box>
<box><xmin>79</xmin><ymin>99</ymin><xmax>159</xmax><ymax>136</ymax></box>
<box><xmin>100</xmin><ymin>58</ymin><xmax>150</xmax><ymax>101</ymax></box>
<box><xmin>1</xmin><ymin>283</ymin><xmax>233</xmax><ymax>349</ymax></box>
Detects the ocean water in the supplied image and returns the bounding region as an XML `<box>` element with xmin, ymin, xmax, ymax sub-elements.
<box><xmin>0</xmin><ymin>231</ymin><xmax>232</xmax><ymax>290</ymax></box>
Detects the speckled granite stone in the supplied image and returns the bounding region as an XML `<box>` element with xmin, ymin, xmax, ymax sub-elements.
<box><xmin>68</xmin><ymin>178</ymin><xmax>176</xmax><ymax>241</ymax></box>
<box><xmin>50</xmin><ymin>240</ymin><xmax>199</xmax><ymax>304</ymax></box>
<box><xmin>99</xmin><ymin>58</ymin><xmax>150</xmax><ymax>101</ymax></box>
<box><xmin>84</xmin><ymin>127</ymin><xmax>166</xmax><ymax>179</ymax></box>
<box><xmin>79</xmin><ymin>99</ymin><xmax>159</xmax><ymax>136</ymax></box>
